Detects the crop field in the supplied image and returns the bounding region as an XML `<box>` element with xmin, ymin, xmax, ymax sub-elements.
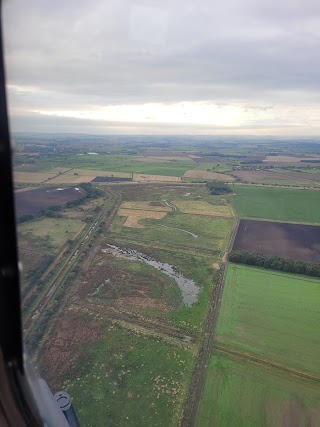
<box><xmin>216</xmin><ymin>264</ymin><xmax>320</xmax><ymax>373</ymax></box>
<box><xmin>264</xmin><ymin>155</ymin><xmax>320</xmax><ymax>163</ymax></box>
<box><xmin>173</xmin><ymin>200</ymin><xmax>235</xmax><ymax>218</ymax></box>
<box><xmin>63</xmin><ymin>168</ymin><xmax>132</xmax><ymax>178</ymax></box>
<box><xmin>233</xmin><ymin>219</ymin><xmax>320</xmax><ymax>262</ymax></box>
<box><xmin>197</xmin><ymin>264</ymin><xmax>320</xmax><ymax>426</ymax></box>
<box><xmin>14</xmin><ymin>171</ymin><xmax>57</xmax><ymax>183</ymax></box>
<box><xmin>230</xmin><ymin>185</ymin><xmax>320</xmax><ymax>224</ymax></box>
<box><xmin>197</xmin><ymin>353</ymin><xmax>320</xmax><ymax>427</ymax></box>
<box><xmin>49</xmin><ymin>174</ymin><xmax>95</xmax><ymax>184</ymax></box>
<box><xmin>183</xmin><ymin>170</ymin><xmax>235</xmax><ymax>181</ymax></box>
<box><xmin>231</xmin><ymin>170</ymin><xmax>320</xmax><ymax>186</ymax></box>
<box><xmin>133</xmin><ymin>173</ymin><xmax>181</xmax><ymax>182</ymax></box>
<box><xmin>117</xmin><ymin>208</ymin><xmax>168</xmax><ymax>228</ymax></box>
<box><xmin>33</xmin><ymin>154</ymin><xmax>195</xmax><ymax>176</ymax></box>
<box><xmin>15</xmin><ymin>186</ymin><xmax>87</xmax><ymax>217</ymax></box>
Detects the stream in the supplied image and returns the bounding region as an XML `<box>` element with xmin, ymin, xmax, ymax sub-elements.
<box><xmin>104</xmin><ymin>244</ymin><xmax>201</xmax><ymax>305</ymax></box>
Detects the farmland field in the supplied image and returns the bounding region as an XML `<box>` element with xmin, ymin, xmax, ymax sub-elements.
<box><xmin>197</xmin><ymin>264</ymin><xmax>320</xmax><ymax>426</ymax></box>
<box><xmin>15</xmin><ymin>186</ymin><xmax>87</xmax><ymax>217</ymax></box>
<box><xmin>233</xmin><ymin>219</ymin><xmax>320</xmax><ymax>262</ymax></box>
<box><xmin>183</xmin><ymin>170</ymin><xmax>235</xmax><ymax>181</ymax></box>
<box><xmin>30</xmin><ymin>154</ymin><xmax>195</xmax><ymax>176</ymax></box>
<box><xmin>215</xmin><ymin>264</ymin><xmax>320</xmax><ymax>373</ymax></box>
<box><xmin>231</xmin><ymin>169</ymin><xmax>320</xmax><ymax>186</ymax></box>
<box><xmin>197</xmin><ymin>353</ymin><xmax>320</xmax><ymax>427</ymax></box>
<box><xmin>230</xmin><ymin>185</ymin><xmax>320</xmax><ymax>224</ymax></box>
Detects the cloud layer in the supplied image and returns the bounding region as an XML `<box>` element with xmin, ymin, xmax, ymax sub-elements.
<box><xmin>3</xmin><ymin>0</ymin><xmax>320</xmax><ymax>134</ymax></box>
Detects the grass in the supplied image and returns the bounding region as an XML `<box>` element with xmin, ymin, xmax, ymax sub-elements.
<box><xmin>173</xmin><ymin>200</ymin><xmax>235</xmax><ymax>217</ymax></box>
<box><xmin>35</xmin><ymin>154</ymin><xmax>195</xmax><ymax>177</ymax></box>
<box><xmin>197</xmin><ymin>353</ymin><xmax>320</xmax><ymax>427</ymax></box>
<box><xmin>215</xmin><ymin>264</ymin><xmax>320</xmax><ymax>374</ymax></box>
<box><xmin>230</xmin><ymin>185</ymin><xmax>320</xmax><ymax>223</ymax></box>
<box><xmin>110</xmin><ymin>213</ymin><xmax>234</xmax><ymax>252</ymax></box>
<box><xmin>19</xmin><ymin>217</ymin><xmax>84</xmax><ymax>250</ymax></box>
<box><xmin>61</xmin><ymin>323</ymin><xmax>194</xmax><ymax>427</ymax></box>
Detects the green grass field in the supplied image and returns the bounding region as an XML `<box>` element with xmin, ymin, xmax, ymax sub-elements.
<box><xmin>19</xmin><ymin>217</ymin><xmax>84</xmax><ymax>250</ymax></box>
<box><xmin>111</xmin><ymin>213</ymin><xmax>234</xmax><ymax>253</ymax></box>
<box><xmin>197</xmin><ymin>353</ymin><xmax>320</xmax><ymax>427</ymax></box>
<box><xmin>215</xmin><ymin>264</ymin><xmax>320</xmax><ymax>374</ymax></box>
<box><xmin>230</xmin><ymin>185</ymin><xmax>320</xmax><ymax>223</ymax></box>
<box><xmin>197</xmin><ymin>264</ymin><xmax>320</xmax><ymax>426</ymax></box>
<box><xmin>48</xmin><ymin>321</ymin><xmax>194</xmax><ymax>427</ymax></box>
<box><xmin>37</xmin><ymin>154</ymin><xmax>196</xmax><ymax>177</ymax></box>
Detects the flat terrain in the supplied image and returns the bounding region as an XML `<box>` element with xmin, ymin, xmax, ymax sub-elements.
<box><xmin>19</xmin><ymin>217</ymin><xmax>84</xmax><ymax>249</ymax></box>
<box><xmin>14</xmin><ymin>171</ymin><xmax>57</xmax><ymax>183</ymax></box>
<box><xmin>15</xmin><ymin>186</ymin><xmax>87</xmax><ymax>217</ymax></box>
<box><xmin>197</xmin><ymin>264</ymin><xmax>320</xmax><ymax>426</ymax></box>
<box><xmin>231</xmin><ymin>169</ymin><xmax>320</xmax><ymax>186</ymax></box>
<box><xmin>35</xmin><ymin>184</ymin><xmax>236</xmax><ymax>426</ymax></box>
<box><xmin>173</xmin><ymin>200</ymin><xmax>235</xmax><ymax>218</ymax></box>
<box><xmin>233</xmin><ymin>219</ymin><xmax>320</xmax><ymax>262</ymax></box>
<box><xmin>216</xmin><ymin>264</ymin><xmax>320</xmax><ymax>373</ymax></box>
<box><xmin>230</xmin><ymin>185</ymin><xmax>320</xmax><ymax>224</ymax></box>
<box><xmin>197</xmin><ymin>353</ymin><xmax>320</xmax><ymax>427</ymax></box>
<box><xmin>183</xmin><ymin>170</ymin><xmax>235</xmax><ymax>181</ymax></box>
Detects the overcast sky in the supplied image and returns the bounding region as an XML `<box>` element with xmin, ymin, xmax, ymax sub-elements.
<box><xmin>3</xmin><ymin>0</ymin><xmax>320</xmax><ymax>135</ymax></box>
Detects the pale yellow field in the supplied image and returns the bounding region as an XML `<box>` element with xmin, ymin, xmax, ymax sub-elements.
<box><xmin>183</xmin><ymin>170</ymin><xmax>235</xmax><ymax>181</ymax></box>
<box><xmin>173</xmin><ymin>200</ymin><xmax>235</xmax><ymax>217</ymax></box>
<box><xmin>47</xmin><ymin>167</ymin><xmax>72</xmax><ymax>174</ymax></box>
<box><xmin>14</xmin><ymin>172</ymin><xmax>56</xmax><ymax>183</ymax></box>
<box><xmin>19</xmin><ymin>218</ymin><xmax>85</xmax><ymax>248</ymax></box>
<box><xmin>117</xmin><ymin>208</ymin><xmax>168</xmax><ymax>228</ymax></box>
<box><xmin>263</xmin><ymin>155</ymin><xmax>320</xmax><ymax>163</ymax></box>
<box><xmin>64</xmin><ymin>169</ymin><xmax>132</xmax><ymax>178</ymax></box>
<box><xmin>133</xmin><ymin>173</ymin><xmax>181</xmax><ymax>182</ymax></box>
<box><xmin>121</xmin><ymin>201</ymin><xmax>171</xmax><ymax>212</ymax></box>
<box><xmin>49</xmin><ymin>175</ymin><xmax>94</xmax><ymax>184</ymax></box>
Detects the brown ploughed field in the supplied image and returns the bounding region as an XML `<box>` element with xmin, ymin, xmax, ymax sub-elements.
<box><xmin>15</xmin><ymin>186</ymin><xmax>87</xmax><ymax>217</ymax></box>
<box><xmin>233</xmin><ymin>219</ymin><xmax>320</xmax><ymax>263</ymax></box>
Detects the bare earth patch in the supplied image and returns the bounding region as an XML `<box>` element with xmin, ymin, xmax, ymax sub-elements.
<box><xmin>183</xmin><ymin>170</ymin><xmax>235</xmax><ymax>181</ymax></box>
<box><xmin>212</xmin><ymin>263</ymin><xmax>220</xmax><ymax>270</ymax></box>
<box><xmin>117</xmin><ymin>208</ymin><xmax>168</xmax><ymax>228</ymax></box>
<box><xmin>173</xmin><ymin>200</ymin><xmax>235</xmax><ymax>217</ymax></box>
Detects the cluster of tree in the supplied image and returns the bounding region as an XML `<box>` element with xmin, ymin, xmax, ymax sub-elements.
<box><xmin>229</xmin><ymin>250</ymin><xmax>320</xmax><ymax>278</ymax></box>
<box><xmin>207</xmin><ymin>181</ymin><xmax>233</xmax><ymax>195</ymax></box>
<box><xmin>240</xmin><ymin>160</ymin><xmax>263</xmax><ymax>164</ymax></box>
<box><xmin>301</xmin><ymin>159</ymin><xmax>320</xmax><ymax>163</ymax></box>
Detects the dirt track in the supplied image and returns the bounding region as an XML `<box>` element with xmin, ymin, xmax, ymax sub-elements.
<box><xmin>181</xmin><ymin>219</ymin><xmax>239</xmax><ymax>427</ymax></box>
<box><xmin>215</xmin><ymin>343</ymin><xmax>320</xmax><ymax>382</ymax></box>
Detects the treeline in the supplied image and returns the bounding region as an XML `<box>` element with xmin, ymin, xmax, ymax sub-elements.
<box><xmin>229</xmin><ymin>250</ymin><xmax>320</xmax><ymax>278</ymax></box>
<box><xmin>207</xmin><ymin>181</ymin><xmax>233</xmax><ymax>195</ymax></box>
